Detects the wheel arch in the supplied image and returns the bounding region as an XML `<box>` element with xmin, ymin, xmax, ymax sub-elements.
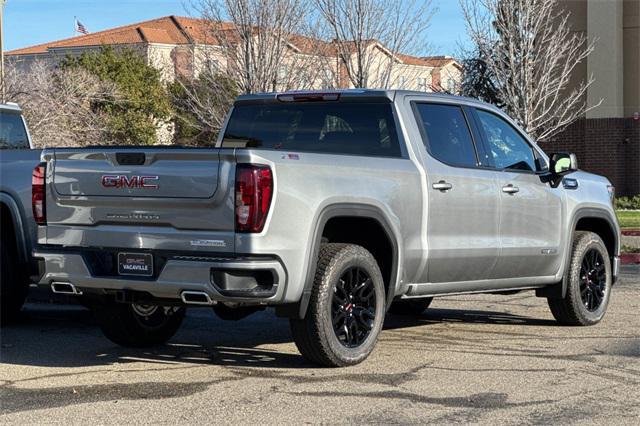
<box><xmin>0</xmin><ymin>193</ymin><xmax>30</xmax><ymax>265</ymax></box>
<box><xmin>296</xmin><ymin>203</ymin><xmax>401</xmax><ymax>319</ymax></box>
<box><xmin>558</xmin><ymin>207</ymin><xmax>620</xmax><ymax>297</ymax></box>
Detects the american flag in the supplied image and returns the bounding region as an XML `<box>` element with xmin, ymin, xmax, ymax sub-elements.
<box><xmin>75</xmin><ymin>19</ymin><xmax>89</xmax><ymax>35</ymax></box>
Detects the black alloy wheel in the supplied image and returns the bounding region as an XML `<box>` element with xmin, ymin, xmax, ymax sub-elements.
<box><xmin>547</xmin><ymin>231</ymin><xmax>612</xmax><ymax>326</ymax></box>
<box><xmin>331</xmin><ymin>266</ymin><xmax>377</xmax><ymax>348</ymax></box>
<box><xmin>580</xmin><ymin>248</ymin><xmax>607</xmax><ymax>312</ymax></box>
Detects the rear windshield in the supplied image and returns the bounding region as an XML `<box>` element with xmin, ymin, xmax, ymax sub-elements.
<box><xmin>222</xmin><ymin>102</ymin><xmax>402</xmax><ymax>157</ymax></box>
<box><xmin>0</xmin><ymin>112</ymin><xmax>29</xmax><ymax>149</ymax></box>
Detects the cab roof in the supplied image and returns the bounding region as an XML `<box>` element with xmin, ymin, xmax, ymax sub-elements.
<box><xmin>0</xmin><ymin>103</ymin><xmax>22</xmax><ymax>113</ymax></box>
<box><xmin>235</xmin><ymin>89</ymin><xmax>497</xmax><ymax>110</ymax></box>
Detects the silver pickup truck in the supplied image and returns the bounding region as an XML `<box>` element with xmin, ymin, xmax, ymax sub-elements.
<box><xmin>34</xmin><ymin>90</ymin><xmax>620</xmax><ymax>366</ymax></box>
<box><xmin>0</xmin><ymin>103</ymin><xmax>40</xmax><ymax>324</ymax></box>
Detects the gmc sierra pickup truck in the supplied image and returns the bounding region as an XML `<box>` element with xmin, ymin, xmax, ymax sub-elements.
<box><xmin>33</xmin><ymin>90</ymin><xmax>620</xmax><ymax>366</ymax></box>
<box><xmin>0</xmin><ymin>103</ymin><xmax>40</xmax><ymax>324</ymax></box>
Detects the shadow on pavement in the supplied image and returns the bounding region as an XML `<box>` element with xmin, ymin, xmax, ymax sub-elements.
<box><xmin>0</xmin><ymin>300</ymin><xmax>555</xmax><ymax>369</ymax></box>
<box><xmin>384</xmin><ymin>307</ymin><xmax>557</xmax><ymax>331</ymax></box>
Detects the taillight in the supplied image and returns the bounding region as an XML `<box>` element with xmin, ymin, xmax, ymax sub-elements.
<box><xmin>235</xmin><ymin>164</ymin><xmax>273</xmax><ymax>233</ymax></box>
<box><xmin>32</xmin><ymin>162</ymin><xmax>46</xmax><ymax>225</ymax></box>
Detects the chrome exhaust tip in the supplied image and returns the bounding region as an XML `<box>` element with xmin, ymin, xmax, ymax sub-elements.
<box><xmin>51</xmin><ymin>282</ymin><xmax>83</xmax><ymax>295</ymax></box>
<box><xmin>180</xmin><ymin>291</ymin><xmax>215</xmax><ymax>306</ymax></box>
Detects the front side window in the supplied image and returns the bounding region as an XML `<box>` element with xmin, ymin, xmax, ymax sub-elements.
<box><xmin>0</xmin><ymin>112</ymin><xmax>29</xmax><ymax>149</ymax></box>
<box><xmin>222</xmin><ymin>102</ymin><xmax>401</xmax><ymax>157</ymax></box>
<box><xmin>476</xmin><ymin>109</ymin><xmax>537</xmax><ymax>172</ymax></box>
<box><xmin>414</xmin><ymin>103</ymin><xmax>477</xmax><ymax>167</ymax></box>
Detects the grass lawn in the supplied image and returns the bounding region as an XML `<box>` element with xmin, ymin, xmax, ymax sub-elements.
<box><xmin>616</xmin><ymin>210</ymin><xmax>640</xmax><ymax>229</ymax></box>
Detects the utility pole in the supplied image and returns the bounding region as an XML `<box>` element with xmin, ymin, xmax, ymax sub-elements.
<box><xmin>0</xmin><ymin>0</ymin><xmax>6</xmax><ymax>103</ymax></box>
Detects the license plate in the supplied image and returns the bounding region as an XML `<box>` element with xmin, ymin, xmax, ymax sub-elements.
<box><xmin>118</xmin><ymin>252</ymin><xmax>153</xmax><ymax>277</ymax></box>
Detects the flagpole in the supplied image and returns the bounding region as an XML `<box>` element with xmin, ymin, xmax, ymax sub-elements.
<box><xmin>73</xmin><ymin>15</ymin><xmax>76</xmax><ymax>36</ymax></box>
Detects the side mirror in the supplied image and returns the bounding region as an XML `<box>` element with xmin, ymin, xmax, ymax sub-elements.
<box><xmin>550</xmin><ymin>152</ymin><xmax>578</xmax><ymax>175</ymax></box>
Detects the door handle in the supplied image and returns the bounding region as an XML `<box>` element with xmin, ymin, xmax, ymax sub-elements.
<box><xmin>502</xmin><ymin>184</ymin><xmax>519</xmax><ymax>194</ymax></box>
<box><xmin>432</xmin><ymin>181</ymin><xmax>453</xmax><ymax>191</ymax></box>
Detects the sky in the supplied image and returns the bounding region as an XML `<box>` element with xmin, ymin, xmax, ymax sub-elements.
<box><xmin>3</xmin><ymin>0</ymin><xmax>470</xmax><ymax>57</ymax></box>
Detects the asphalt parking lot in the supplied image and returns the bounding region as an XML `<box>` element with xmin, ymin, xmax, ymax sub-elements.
<box><xmin>1</xmin><ymin>265</ymin><xmax>638</xmax><ymax>425</ymax></box>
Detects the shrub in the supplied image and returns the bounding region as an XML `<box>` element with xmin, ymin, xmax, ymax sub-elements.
<box><xmin>615</xmin><ymin>195</ymin><xmax>640</xmax><ymax>210</ymax></box>
<box><xmin>60</xmin><ymin>47</ymin><xmax>172</xmax><ymax>145</ymax></box>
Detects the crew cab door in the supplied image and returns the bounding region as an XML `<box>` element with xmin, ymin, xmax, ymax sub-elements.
<box><xmin>472</xmin><ymin>108</ymin><xmax>564</xmax><ymax>279</ymax></box>
<box><xmin>412</xmin><ymin>102</ymin><xmax>500</xmax><ymax>283</ymax></box>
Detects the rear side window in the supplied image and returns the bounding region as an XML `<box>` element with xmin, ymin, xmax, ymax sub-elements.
<box><xmin>414</xmin><ymin>103</ymin><xmax>477</xmax><ymax>167</ymax></box>
<box><xmin>222</xmin><ymin>102</ymin><xmax>401</xmax><ymax>157</ymax></box>
<box><xmin>0</xmin><ymin>112</ymin><xmax>29</xmax><ymax>149</ymax></box>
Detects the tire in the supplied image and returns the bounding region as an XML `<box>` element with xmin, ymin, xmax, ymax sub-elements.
<box><xmin>548</xmin><ymin>231</ymin><xmax>612</xmax><ymax>326</ymax></box>
<box><xmin>92</xmin><ymin>302</ymin><xmax>185</xmax><ymax>347</ymax></box>
<box><xmin>0</xmin><ymin>233</ymin><xmax>28</xmax><ymax>325</ymax></box>
<box><xmin>290</xmin><ymin>243</ymin><xmax>386</xmax><ymax>367</ymax></box>
<box><xmin>389</xmin><ymin>298</ymin><xmax>433</xmax><ymax>316</ymax></box>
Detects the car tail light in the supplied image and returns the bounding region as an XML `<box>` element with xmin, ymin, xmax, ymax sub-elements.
<box><xmin>235</xmin><ymin>164</ymin><xmax>273</xmax><ymax>233</ymax></box>
<box><xmin>32</xmin><ymin>162</ymin><xmax>46</xmax><ymax>225</ymax></box>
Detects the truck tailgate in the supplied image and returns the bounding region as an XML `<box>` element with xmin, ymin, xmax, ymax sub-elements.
<box><xmin>53</xmin><ymin>150</ymin><xmax>221</xmax><ymax>198</ymax></box>
<box><xmin>44</xmin><ymin>148</ymin><xmax>237</xmax><ymax>253</ymax></box>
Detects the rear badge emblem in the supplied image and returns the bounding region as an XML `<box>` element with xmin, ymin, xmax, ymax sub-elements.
<box><xmin>190</xmin><ymin>239</ymin><xmax>226</xmax><ymax>248</ymax></box>
<box><xmin>281</xmin><ymin>153</ymin><xmax>300</xmax><ymax>160</ymax></box>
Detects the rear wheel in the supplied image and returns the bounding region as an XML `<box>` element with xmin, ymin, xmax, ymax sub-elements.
<box><xmin>290</xmin><ymin>244</ymin><xmax>386</xmax><ymax>367</ymax></box>
<box><xmin>0</xmin><ymin>233</ymin><xmax>28</xmax><ymax>325</ymax></box>
<box><xmin>389</xmin><ymin>298</ymin><xmax>433</xmax><ymax>316</ymax></box>
<box><xmin>547</xmin><ymin>231</ymin><xmax>612</xmax><ymax>326</ymax></box>
<box><xmin>92</xmin><ymin>301</ymin><xmax>185</xmax><ymax>347</ymax></box>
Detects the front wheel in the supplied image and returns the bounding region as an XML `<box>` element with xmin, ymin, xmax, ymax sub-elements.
<box><xmin>547</xmin><ymin>231</ymin><xmax>612</xmax><ymax>326</ymax></box>
<box><xmin>290</xmin><ymin>244</ymin><xmax>386</xmax><ymax>367</ymax></box>
<box><xmin>92</xmin><ymin>302</ymin><xmax>185</xmax><ymax>347</ymax></box>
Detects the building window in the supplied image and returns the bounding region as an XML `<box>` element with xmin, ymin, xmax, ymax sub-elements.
<box><xmin>205</xmin><ymin>59</ymin><xmax>219</xmax><ymax>75</ymax></box>
<box><xmin>397</xmin><ymin>76</ymin><xmax>407</xmax><ymax>89</ymax></box>
<box><xmin>446</xmin><ymin>78</ymin><xmax>456</xmax><ymax>93</ymax></box>
<box><xmin>277</xmin><ymin>65</ymin><xmax>289</xmax><ymax>84</ymax></box>
<box><xmin>416</xmin><ymin>77</ymin><xmax>427</xmax><ymax>91</ymax></box>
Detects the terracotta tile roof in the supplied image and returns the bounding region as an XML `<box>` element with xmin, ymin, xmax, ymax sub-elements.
<box><xmin>420</xmin><ymin>56</ymin><xmax>461</xmax><ymax>68</ymax></box>
<box><xmin>395</xmin><ymin>53</ymin><xmax>434</xmax><ymax>66</ymax></box>
<box><xmin>7</xmin><ymin>16</ymin><xmax>193</xmax><ymax>55</ymax></box>
<box><xmin>7</xmin><ymin>15</ymin><xmax>460</xmax><ymax>70</ymax></box>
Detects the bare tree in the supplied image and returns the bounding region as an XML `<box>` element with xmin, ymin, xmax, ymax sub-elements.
<box><xmin>4</xmin><ymin>59</ymin><xmax>120</xmax><ymax>147</ymax></box>
<box><xmin>461</xmin><ymin>0</ymin><xmax>600</xmax><ymax>141</ymax></box>
<box><xmin>170</xmin><ymin>69</ymin><xmax>238</xmax><ymax>145</ymax></box>
<box><xmin>313</xmin><ymin>0</ymin><xmax>434</xmax><ymax>88</ymax></box>
<box><xmin>195</xmin><ymin>0</ymin><xmax>322</xmax><ymax>94</ymax></box>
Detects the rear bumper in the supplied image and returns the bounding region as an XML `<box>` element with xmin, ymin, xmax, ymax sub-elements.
<box><xmin>33</xmin><ymin>248</ymin><xmax>287</xmax><ymax>304</ymax></box>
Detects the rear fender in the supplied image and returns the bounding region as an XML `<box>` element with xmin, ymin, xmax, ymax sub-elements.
<box><xmin>295</xmin><ymin>203</ymin><xmax>400</xmax><ymax>319</ymax></box>
<box><xmin>0</xmin><ymin>193</ymin><xmax>30</xmax><ymax>264</ymax></box>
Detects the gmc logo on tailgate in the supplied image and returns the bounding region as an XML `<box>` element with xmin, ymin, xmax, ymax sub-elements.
<box><xmin>101</xmin><ymin>175</ymin><xmax>159</xmax><ymax>189</ymax></box>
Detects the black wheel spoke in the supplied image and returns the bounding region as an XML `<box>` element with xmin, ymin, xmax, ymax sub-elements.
<box><xmin>331</xmin><ymin>266</ymin><xmax>377</xmax><ymax>348</ymax></box>
<box><xmin>332</xmin><ymin>310</ymin><xmax>346</xmax><ymax>327</ymax></box>
<box><xmin>579</xmin><ymin>248</ymin><xmax>607</xmax><ymax>312</ymax></box>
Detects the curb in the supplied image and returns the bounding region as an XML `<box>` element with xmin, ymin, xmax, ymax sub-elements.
<box><xmin>621</xmin><ymin>253</ymin><xmax>640</xmax><ymax>265</ymax></box>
